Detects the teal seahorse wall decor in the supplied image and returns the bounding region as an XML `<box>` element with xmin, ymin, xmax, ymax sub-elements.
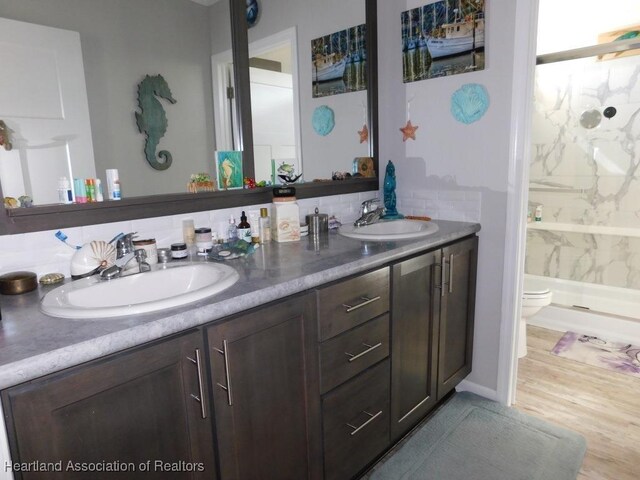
<box><xmin>135</xmin><ymin>74</ymin><xmax>176</xmax><ymax>171</ymax></box>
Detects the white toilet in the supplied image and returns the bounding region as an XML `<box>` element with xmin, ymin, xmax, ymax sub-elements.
<box><xmin>518</xmin><ymin>277</ymin><xmax>553</xmax><ymax>358</ymax></box>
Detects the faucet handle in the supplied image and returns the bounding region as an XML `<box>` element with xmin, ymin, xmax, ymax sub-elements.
<box><xmin>361</xmin><ymin>198</ymin><xmax>380</xmax><ymax>214</ymax></box>
<box><xmin>116</xmin><ymin>232</ymin><xmax>137</xmax><ymax>256</ymax></box>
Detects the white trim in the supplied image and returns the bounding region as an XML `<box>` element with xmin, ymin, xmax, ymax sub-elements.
<box><xmin>211</xmin><ymin>50</ymin><xmax>237</xmax><ymax>152</ymax></box>
<box><xmin>456</xmin><ymin>380</ymin><xmax>498</xmax><ymax>402</ymax></box>
<box><xmin>496</xmin><ymin>0</ymin><xmax>540</xmax><ymax>407</ymax></box>
<box><xmin>527</xmin><ymin>221</ymin><xmax>640</xmax><ymax>238</ymax></box>
<box><xmin>529</xmin><ymin>305</ymin><xmax>640</xmax><ymax>345</ymax></box>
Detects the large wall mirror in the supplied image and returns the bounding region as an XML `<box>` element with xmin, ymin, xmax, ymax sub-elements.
<box><xmin>0</xmin><ymin>0</ymin><xmax>378</xmax><ymax>234</ymax></box>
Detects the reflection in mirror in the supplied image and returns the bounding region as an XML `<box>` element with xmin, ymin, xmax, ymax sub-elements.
<box><xmin>246</xmin><ymin>0</ymin><xmax>372</xmax><ymax>182</ymax></box>
<box><xmin>0</xmin><ymin>0</ymin><xmax>232</xmax><ymax>205</ymax></box>
<box><xmin>249</xmin><ymin>29</ymin><xmax>302</xmax><ymax>184</ymax></box>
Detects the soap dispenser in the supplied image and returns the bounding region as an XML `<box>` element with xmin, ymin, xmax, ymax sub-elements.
<box><xmin>227</xmin><ymin>215</ymin><xmax>238</xmax><ymax>242</ymax></box>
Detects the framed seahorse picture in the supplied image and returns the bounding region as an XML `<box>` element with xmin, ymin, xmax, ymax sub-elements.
<box><xmin>215</xmin><ymin>151</ymin><xmax>243</xmax><ymax>190</ymax></box>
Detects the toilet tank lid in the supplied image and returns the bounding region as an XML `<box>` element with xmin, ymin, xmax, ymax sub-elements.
<box><xmin>523</xmin><ymin>277</ymin><xmax>550</xmax><ymax>295</ymax></box>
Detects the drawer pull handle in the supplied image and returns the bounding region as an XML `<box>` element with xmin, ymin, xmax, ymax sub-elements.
<box><xmin>186</xmin><ymin>348</ymin><xmax>207</xmax><ymax>419</ymax></box>
<box><xmin>342</xmin><ymin>296</ymin><xmax>381</xmax><ymax>313</ymax></box>
<box><xmin>345</xmin><ymin>342</ymin><xmax>383</xmax><ymax>362</ymax></box>
<box><xmin>213</xmin><ymin>340</ymin><xmax>233</xmax><ymax>406</ymax></box>
<box><xmin>346</xmin><ymin>410</ymin><xmax>383</xmax><ymax>436</ymax></box>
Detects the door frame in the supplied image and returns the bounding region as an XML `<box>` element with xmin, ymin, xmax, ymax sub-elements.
<box><xmin>496</xmin><ymin>0</ymin><xmax>540</xmax><ymax>405</ymax></box>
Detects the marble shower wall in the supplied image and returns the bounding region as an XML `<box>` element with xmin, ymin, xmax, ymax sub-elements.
<box><xmin>526</xmin><ymin>52</ymin><xmax>640</xmax><ymax>290</ymax></box>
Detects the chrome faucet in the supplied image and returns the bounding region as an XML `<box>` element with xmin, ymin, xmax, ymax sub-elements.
<box><xmin>100</xmin><ymin>233</ymin><xmax>150</xmax><ymax>280</ymax></box>
<box><xmin>354</xmin><ymin>198</ymin><xmax>383</xmax><ymax>227</ymax></box>
<box><xmin>116</xmin><ymin>233</ymin><xmax>136</xmax><ymax>258</ymax></box>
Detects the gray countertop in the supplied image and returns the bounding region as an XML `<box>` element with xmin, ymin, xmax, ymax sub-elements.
<box><xmin>0</xmin><ymin>220</ymin><xmax>479</xmax><ymax>390</ymax></box>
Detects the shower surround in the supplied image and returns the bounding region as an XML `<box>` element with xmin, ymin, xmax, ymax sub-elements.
<box><xmin>526</xmin><ymin>52</ymin><xmax>640</xmax><ymax>315</ymax></box>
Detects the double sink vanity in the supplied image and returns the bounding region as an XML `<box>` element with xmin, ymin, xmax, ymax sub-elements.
<box><xmin>0</xmin><ymin>220</ymin><xmax>479</xmax><ymax>480</ymax></box>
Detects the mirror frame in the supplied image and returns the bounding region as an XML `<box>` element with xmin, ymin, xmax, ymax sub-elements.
<box><xmin>0</xmin><ymin>0</ymin><xmax>378</xmax><ymax>235</ymax></box>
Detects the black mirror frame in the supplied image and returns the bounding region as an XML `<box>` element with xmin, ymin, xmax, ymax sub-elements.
<box><xmin>0</xmin><ymin>0</ymin><xmax>378</xmax><ymax>235</ymax></box>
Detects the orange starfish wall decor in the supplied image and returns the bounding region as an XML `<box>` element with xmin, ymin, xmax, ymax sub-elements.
<box><xmin>358</xmin><ymin>124</ymin><xmax>369</xmax><ymax>144</ymax></box>
<box><xmin>400</xmin><ymin>120</ymin><xmax>418</xmax><ymax>141</ymax></box>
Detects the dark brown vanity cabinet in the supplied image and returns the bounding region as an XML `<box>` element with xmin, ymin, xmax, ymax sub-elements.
<box><xmin>391</xmin><ymin>236</ymin><xmax>478</xmax><ymax>440</ymax></box>
<box><xmin>1</xmin><ymin>330</ymin><xmax>217</xmax><ymax>480</ymax></box>
<box><xmin>317</xmin><ymin>269</ymin><xmax>391</xmax><ymax>480</ymax></box>
<box><xmin>206</xmin><ymin>293</ymin><xmax>323</xmax><ymax>480</ymax></box>
<box><xmin>390</xmin><ymin>251</ymin><xmax>440</xmax><ymax>441</ymax></box>
<box><xmin>1</xmin><ymin>235</ymin><xmax>478</xmax><ymax>480</ymax></box>
<box><xmin>436</xmin><ymin>236</ymin><xmax>478</xmax><ymax>400</ymax></box>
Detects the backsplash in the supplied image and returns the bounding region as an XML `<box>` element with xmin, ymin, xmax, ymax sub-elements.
<box><xmin>0</xmin><ymin>189</ymin><xmax>482</xmax><ymax>279</ymax></box>
<box><xmin>397</xmin><ymin>190</ymin><xmax>482</xmax><ymax>222</ymax></box>
<box><xmin>0</xmin><ymin>192</ymin><xmax>370</xmax><ymax>278</ymax></box>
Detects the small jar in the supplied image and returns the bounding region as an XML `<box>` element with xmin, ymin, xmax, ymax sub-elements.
<box><xmin>132</xmin><ymin>238</ymin><xmax>158</xmax><ymax>265</ymax></box>
<box><xmin>195</xmin><ymin>227</ymin><xmax>213</xmax><ymax>255</ymax></box>
<box><xmin>171</xmin><ymin>242</ymin><xmax>188</xmax><ymax>259</ymax></box>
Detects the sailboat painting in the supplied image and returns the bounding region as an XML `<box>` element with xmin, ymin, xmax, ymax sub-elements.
<box><xmin>312</xmin><ymin>24</ymin><xmax>367</xmax><ymax>98</ymax></box>
<box><xmin>402</xmin><ymin>0</ymin><xmax>485</xmax><ymax>83</ymax></box>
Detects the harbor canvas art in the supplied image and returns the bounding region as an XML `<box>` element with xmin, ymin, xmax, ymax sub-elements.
<box><xmin>402</xmin><ymin>0</ymin><xmax>485</xmax><ymax>82</ymax></box>
<box><xmin>216</xmin><ymin>151</ymin><xmax>243</xmax><ymax>190</ymax></box>
<box><xmin>312</xmin><ymin>24</ymin><xmax>367</xmax><ymax>98</ymax></box>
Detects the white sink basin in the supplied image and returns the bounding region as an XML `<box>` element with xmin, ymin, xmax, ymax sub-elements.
<box><xmin>339</xmin><ymin>219</ymin><xmax>439</xmax><ymax>241</ymax></box>
<box><xmin>40</xmin><ymin>262</ymin><xmax>239</xmax><ymax>319</ymax></box>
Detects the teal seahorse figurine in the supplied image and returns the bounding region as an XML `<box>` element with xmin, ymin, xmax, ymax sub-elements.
<box><xmin>135</xmin><ymin>74</ymin><xmax>176</xmax><ymax>171</ymax></box>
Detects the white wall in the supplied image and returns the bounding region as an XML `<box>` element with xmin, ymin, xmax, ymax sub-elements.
<box><xmin>378</xmin><ymin>0</ymin><xmax>520</xmax><ymax>397</ymax></box>
<box><xmin>537</xmin><ymin>0</ymin><xmax>640</xmax><ymax>54</ymax></box>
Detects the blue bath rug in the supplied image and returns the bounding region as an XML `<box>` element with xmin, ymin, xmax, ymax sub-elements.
<box><xmin>367</xmin><ymin>392</ymin><xmax>586</xmax><ymax>480</ymax></box>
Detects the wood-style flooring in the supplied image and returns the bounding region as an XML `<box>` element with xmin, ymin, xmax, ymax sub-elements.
<box><xmin>515</xmin><ymin>326</ymin><xmax>640</xmax><ymax>480</ymax></box>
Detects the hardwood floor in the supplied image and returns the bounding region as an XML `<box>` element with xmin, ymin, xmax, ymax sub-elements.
<box><xmin>515</xmin><ymin>326</ymin><xmax>640</xmax><ymax>480</ymax></box>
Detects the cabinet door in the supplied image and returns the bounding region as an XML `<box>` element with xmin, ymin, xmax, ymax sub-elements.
<box><xmin>437</xmin><ymin>236</ymin><xmax>478</xmax><ymax>400</ymax></box>
<box><xmin>2</xmin><ymin>331</ymin><xmax>216</xmax><ymax>480</ymax></box>
<box><xmin>390</xmin><ymin>251</ymin><xmax>440</xmax><ymax>441</ymax></box>
<box><xmin>207</xmin><ymin>293</ymin><xmax>322</xmax><ymax>480</ymax></box>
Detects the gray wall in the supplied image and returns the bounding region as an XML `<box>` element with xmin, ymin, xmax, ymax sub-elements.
<box><xmin>1</xmin><ymin>0</ymin><xmax>218</xmax><ymax>197</ymax></box>
<box><xmin>377</xmin><ymin>0</ymin><xmax>518</xmax><ymax>397</ymax></box>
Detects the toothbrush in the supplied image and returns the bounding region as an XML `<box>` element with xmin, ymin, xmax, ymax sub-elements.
<box><xmin>54</xmin><ymin>231</ymin><xmax>82</xmax><ymax>250</ymax></box>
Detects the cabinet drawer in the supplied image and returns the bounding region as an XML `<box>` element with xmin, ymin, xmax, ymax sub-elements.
<box><xmin>317</xmin><ymin>268</ymin><xmax>389</xmax><ymax>341</ymax></box>
<box><xmin>320</xmin><ymin>314</ymin><xmax>389</xmax><ymax>394</ymax></box>
<box><xmin>322</xmin><ymin>360</ymin><xmax>390</xmax><ymax>480</ymax></box>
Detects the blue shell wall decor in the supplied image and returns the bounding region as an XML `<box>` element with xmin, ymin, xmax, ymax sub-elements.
<box><xmin>451</xmin><ymin>83</ymin><xmax>490</xmax><ymax>124</ymax></box>
<box><xmin>312</xmin><ymin>105</ymin><xmax>335</xmax><ymax>136</ymax></box>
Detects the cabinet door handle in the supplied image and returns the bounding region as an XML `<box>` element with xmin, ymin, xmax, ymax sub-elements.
<box><xmin>346</xmin><ymin>410</ymin><xmax>383</xmax><ymax>436</ymax></box>
<box><xmin>213</xmin><ymin>340</ymin><xmax>233</xmax><ymax>406</ymax></box>
<box><xmin>439</xmin><ymin>256</ymin><xmax>447</xmax><ymax>297</ymax></box>
<box><xmin>345</xmin><ymin>342</ymin><xmax>383</xmax><ymax>362</ymax></box>
<box><xmin>449</xmin><ymin>253</ymin><xmax>454</xmax><ymax>294</ymax></box>
<box><xmin>186</xmin><ymin>348</ymin><xmax>207</xmax><ymax>419</ymax></box>
<box><xmin>342</xmin><ymin>295</ymin><xmax>381</xmax><ymax>313</ymax></box>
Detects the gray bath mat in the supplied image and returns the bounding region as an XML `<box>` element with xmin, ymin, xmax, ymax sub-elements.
<box><xmin>368</xmin><ymin>392</ymin><xmax>586</xmax><ymax>480</ymax></box>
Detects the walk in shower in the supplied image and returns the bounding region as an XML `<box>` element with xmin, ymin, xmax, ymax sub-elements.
<box><xmin>525</xmin><ymin>37</ymin><xmax>640</xmax><ymax>322</ymax></box>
